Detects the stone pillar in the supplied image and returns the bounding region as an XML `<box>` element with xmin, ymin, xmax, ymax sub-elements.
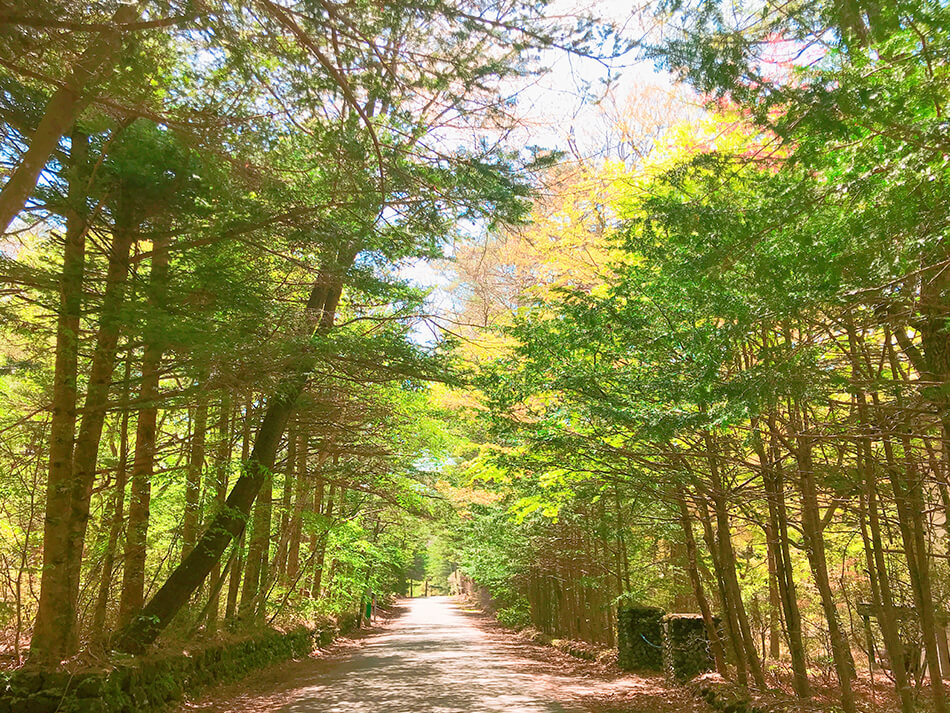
<box><xmin>617</xmin><ymin>605</ymin><xmax>665</xmax><ymax>671</ymax></box>
<box><xmin>662</xmin><ymin>613</ymin><xmax>715</xmax><ymax>682</ymax></box>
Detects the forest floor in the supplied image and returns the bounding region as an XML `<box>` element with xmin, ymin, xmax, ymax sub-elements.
<box><xmin>176</xmin><ymin>595</ymin><xmax>711</xmax><ymax>713</ymax></box>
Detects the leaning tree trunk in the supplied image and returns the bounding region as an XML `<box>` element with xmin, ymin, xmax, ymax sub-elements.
<box><xmin>115</xmin><ymin>246</ymin><xmax>357</xmax><ymax>653</ymax></box>
<box><xmin>0</xmin><ymin>4</ymin><xmax>139</xmax><ymax>234</ymax></box>
<box><xmin>676</xmin><ymin>494</ymin><xmax>728</xmax><ymax>674</ymax></box>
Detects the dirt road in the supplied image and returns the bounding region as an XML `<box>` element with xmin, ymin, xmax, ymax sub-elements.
<box><xmin>181</xmin><ymin>596</ymin><xmax>709</xmax><ymax>713</ymax></box>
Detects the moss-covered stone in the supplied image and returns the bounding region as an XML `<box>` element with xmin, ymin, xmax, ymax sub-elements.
<box><xmin>617</xmin><ymin>605</ymin><xmax>665</xmax><ymax>671</ymax></box>
<box><xmin>662</xmin><ymin>614</ymin><xmax>714</xmax><ymax>682</ymax></box>
<box><xmin>0</xmin><ymin>625</ymin><xmax>325</xmax><ymax>713</ymax></box>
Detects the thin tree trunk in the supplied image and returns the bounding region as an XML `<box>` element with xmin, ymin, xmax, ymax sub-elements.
<box><xmin>704</xmin><ymin>434</ymin><xmax>766</xmax><ymax>688</ymax></box>
<box><xmin>206</xmin><ymin>397</ymin><xmax>231</xmax><ymax>631</ymax></box>
<box><xmin>697</xmin><ymin>491</ymin><xmax>747</xmax><ymax>686</ymax></box>
<box><xmin>91</xmin><ymin>353</ymin><xmax>132</xmax><ymax>635</ymax></box>
<box><xmin>273</xmin><ymin>423</ymin><xmax>297</xmax><ymax>580</ymax></box>
<box><xmin>225</xmin><ymin>402</ymin><xmax>253</xmax><ymax>624</ymax></box>
<box><xmin>845</xmin><ymin>318</ymin><xmax>914</xmax><ymax>712</ymax></box>
<box><xmin>285</xmin><ymin>431</ymin><xmax>312</xmax><ymax>583</ymax></box>
<box><xmin>239</xmin><ymin>461</ymin><xmax>273</xmax><ymax>619</ymax></box>
<box><xmin>311</xmin><ymin>481</ymin><xmax>335</xmax><ymax>597</ymax></box>
<box><xmin>182</xmin><ymin>393</ymin><xmax>209</xmax><ymax>560</ymax></box>
<box><xmin>789</xmin><ymin>400</ymin><xmax>856</xmax><ymax>713</ymax></box>
<box><xmin>676</xmin><ymin>495</ymin><xmax>728</xmax><ymax>674</ymax></box>
<box><xmin>118</xmin><ymin>232</ymin><xmax>169</xmax><ymax>625</ymax></box>
<box><xmin>862</xmin><ymin>478</ymin><xmax>915</xmax><ymax>713</ymax></box>
<box><xmin>756</xmin><ymin>414</ymin><xmax>811</xmax><ymax>698</ymax></box>
<box><xmin>881</xmin><ymin>332</ymin><xmax>947</xmax><ymax>713</ymax></box>
<box><xmin>764</xmin><ymin>520</ymin><xmax>781</xmax><ymax>660</ymax></box>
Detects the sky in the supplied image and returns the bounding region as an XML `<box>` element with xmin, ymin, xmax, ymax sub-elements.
<box><xmin>398</xmin><ymin>0</ymin><xmax>684</xmax><ymax>343</ymax></box>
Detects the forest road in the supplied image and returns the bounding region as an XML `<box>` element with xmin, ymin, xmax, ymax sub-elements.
<box><xmin>182</xmin><ymin>596</ymin><xmax>709</xmax><ymax>713</ymax></box>
<box><xmin>281</xmin><ymin>595</ymin><xmax>566</xmax><ymax>712</ymax></box>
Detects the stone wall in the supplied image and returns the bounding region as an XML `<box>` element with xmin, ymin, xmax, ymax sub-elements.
<box><xmin>662</xmin><ymin>614</ymin><xmax>714</xmax><ymax>682</ymax></box>
<box><xmin>0</xmin><ymin>623</ymin><xmax>342</xmax><ymax>713</ymax></box>
<box><xmin>617</xmin><ymin>607</ymin><xmax>716</xmax><ymax>682</ymax></box>
<box><xmin>617</xmin><ymin>605</ymin><xmax>665</xmax><ymax>671</ymax></box>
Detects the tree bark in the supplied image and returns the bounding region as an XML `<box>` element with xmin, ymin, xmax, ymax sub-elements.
<box><xmin>239</xmin><ymin>460</ymin><xmax>273</xmax><ymax>619</ymax></box>
<box><xmin>0</xmin><ymin>4</ymin><xmax>139</xmax><ymax>234</ymax></box>
<box><xmin>704</xmin><ymin>434</ymin><xmax>766</xmax><ymax>688</ymax></box>
<box><xmin>789</xmin><ymin>399</ymin><xmax>856</xmax><ymax>713</ymax></box>
<box><xmin>676</xmin><ymin>495</ymin><xmax>728</xmax><ymax>675</ymax></box>
<box><xmin>226</xmin><ymin>402</ymin><xmax>253</xmax><ymax>624</ymax></box>
<box><xmin>91</xmin><ymin>353</ymin><xmax>132</xmax><ymax>635</ymax></box>
<box><xmin>30</xmin><ymin>129</ymin><xmax>89</xmax><ymax>664</ymax></box>
<box><xmin>755</xmin><ymin>414</ymin><xmax>811</xmax><ymax>698</ymax></box>
<box><xmin>115</xmin><ymin>246</ymin><xmax>356</xmax><ymax>653</ymax></box>
<box><xmin>311</xmin><ymin>480</ymin><xmax>335</xmax><ymax>597</ymax></box>
<box><xmin>697</xmin><ymin>491</ymin><xmax>747</xmax><ymax>686</ymax></box>
<box><xmin>206</xmin><ymin>397</ymin><xmax>231</xmax><ymax>631</ymax></box>
<box><xmin>118</xmin><ymin>232</ymin><xmax>170</xmax><ymax>625</ymax></box>
<box><xmin>31</xmin><ymin>191</ymin><xmax>136</xmax><ymax>664</ymax></box>
<box><xmin>285</xmin><ymin>431</ymin><xmax>312</xmax><ymax>583</ymax></box>
<box><xmin>182</xmin><ymin>394</ymin><xmax>209</xmax><ymax>560</ymax></box>
<box><xmin>273</xmin><ymin>424</ymin><xmax>299</xmax><ymax>580</ymax></box>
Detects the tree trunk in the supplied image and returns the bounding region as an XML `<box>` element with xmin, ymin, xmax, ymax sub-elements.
<box><xmin>226</xmin><ymin>402</ymin><xmax>253</xmax><ymax>624</ymax></box>
<box><xmin>206</xmin><ymin>397</ymin><xmax>231</xmax><ymax>631</ymax></box>
<box><xmin>31</xmin><ymin>194</ymin><xmax>136</xmax><ymax>664</ymax></box>
<box><xmin>882</xmin><ymin>331</ymin><xmax>948</xmax><ymax>713</ymax></box>
<box><xmin>764</xmin><ymin>520</ymin><xmax>781</xmax><ymax>661</ymax></box>
<box><xmin>118</xmin><ymin>232</ymin><xmax>170</xmax><ymax>626</ymax></box>
<box><xmin>845</xmin><ymin>318</ymin><xmax>914</xmax><ymax>712</ymax></box>
<box><xmin>30</xmin><ymin>129</ymin><xmax>89</xmax><ymax>664</ymax></box>
<box><xmin>697</xmin><ymin>491</ymin><xmax>747</xmax><ymax>686</ymax></box>
<box><xmin>115</xmin><ymin>246</ymin><xmax>356</xmax><ymax>653</ymax></box>
<box><xmin>676</xmin><ymin>495</ymin><xmax>728</xmax><ymax>674</ymax></box>
<box><xmin>789</xmin><ymin>400</ymin><xmax>856</xmax><ymax>713</ymax></box>
<box><xmin>311</xmin><ymin>480</ymin><xmax>335</xmax><ymax>597</ymax></box>
<box><xmin>756</xmin><ymin>415</ymin><xmax>811</xmax><ymax>698</ymax></box>
<box><xmin>704</xmin><ymin>434</ymin><xmax>766</xmax><ymax>688</ymax></box>
<box><xmin>182</xmin><ymin>394</ymin><xmax>209</xmax><ymax>560</ymax></box>
<box><xmin>862</xmin><ymin>478</ymin><xmax>915</xmax><ymax>713</ymax></box>
<box><xmin>0</xmin><ymin>4</ymin><xmax>139</xmax><ymax>234</ymax></box>
<box><xmin>239</xmin><ymin>461</ymin><xmax>273</xmax><ymax>619</ymax></box>
<box><xmin>273</xmin><ymin>423</ymin><xmax>297</xmax><ymax>580</ymax></box>
<box><xmin>91</xmin><ymin>354</ymin><xmax>132</xmax><ymax>635</ymax></box>
<box><xmin>285</xmin><ymin>432</ymin><xmax>312</xmax><ymax>583</ymax></box>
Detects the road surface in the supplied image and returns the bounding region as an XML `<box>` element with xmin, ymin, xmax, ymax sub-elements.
<box><xmin>182</xmin><ymin>596</ymin><xmax>709</xmax><ymax>713</ymax></box>
<box><xmin>282</xmin><ymin>596</ymin><xmax>564</xmax><ymax>712</ymax></box>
